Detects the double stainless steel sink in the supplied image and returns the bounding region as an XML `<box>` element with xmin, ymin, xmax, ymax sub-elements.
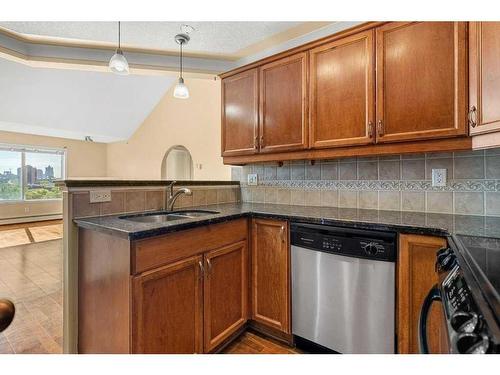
<box><xmin>119</xmin><ymin>209</ymin><xmax>220</xmax><ymax>223</ymax></box>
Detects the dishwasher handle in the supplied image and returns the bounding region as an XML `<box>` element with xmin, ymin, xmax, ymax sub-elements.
<box><xmin>418</xmin><ymin>285</ymin><xmax>442</xmax><ymax>354</ymax></box>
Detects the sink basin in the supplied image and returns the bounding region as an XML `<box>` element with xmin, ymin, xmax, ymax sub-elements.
<box><xmin>119</xmin><ymin>209</ymin><xmax>220</xmax><ymax>223</ymax></box>
<box><xmin>169</xmin><ymin>209</ymin><xmax>220</xmax><ymax>217</ymax></box>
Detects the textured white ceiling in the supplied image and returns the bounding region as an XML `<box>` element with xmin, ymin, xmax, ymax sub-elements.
<box><xmin>0</xmin><ymin>22</ymin><xmax>301</xmax><ymax>55</ymax></box>
<box><xmin>0</xmin><ymin>57</ymin><xmax>174</xmax><ymax>142</ymax></box>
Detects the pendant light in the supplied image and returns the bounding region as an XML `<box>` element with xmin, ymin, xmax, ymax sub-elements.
<box><xmin>173</xmin><ymin>33</ymin><xmax>190</xmax><ymax>99</ymax></box>
<box><xmin>109</xmin><ymin>21</ymin><xmax>129</xmax><ymax>75</ymax></box>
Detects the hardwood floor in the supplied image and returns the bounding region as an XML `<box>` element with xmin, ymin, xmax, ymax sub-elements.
<box><xmin>0</xmin><ymin>220</ymin><xmax>62</xmax><ymax>249</ymax></box>
<box><xmin>221</xmin><ymin>331</ymin><xmax>301</xmax><ymax>354</ymax></box>
<box><xmin>0</xmin><ymin>238</ymin><xmax>63</xmax><ymax>354</ymax></box>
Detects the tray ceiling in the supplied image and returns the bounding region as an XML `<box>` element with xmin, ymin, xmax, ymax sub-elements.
<box><xmin>0</xmin><ymin>21</ymin><xmax>308</xmax><ymax>58</ymax></box>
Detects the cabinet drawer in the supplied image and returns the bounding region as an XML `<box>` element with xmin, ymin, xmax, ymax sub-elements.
<box><xmin>132</xmin><ymin>219</ymin><xmax>248</xmax><ymax>274</ymax></box>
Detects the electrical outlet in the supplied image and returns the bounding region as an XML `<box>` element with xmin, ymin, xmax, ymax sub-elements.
<box><xmin>247</xmin><ymin>173</ymin><xmax>258</xmax><ymax>186</ymax></box>
<box><xmin>90</xmin><ymin>190</ymin><xmax>112</xmax><ymax>203</ymax></box>
<box><xmin>432</xmin><ymin>169</ymin><xmax>447</xmax><ymax>187</ymax></box>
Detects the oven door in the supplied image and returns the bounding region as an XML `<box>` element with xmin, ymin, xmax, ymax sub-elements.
<box><xmin>418</xmin><ymin>285</ymin><xmax>450</xmax><ymax>354</ymax></box>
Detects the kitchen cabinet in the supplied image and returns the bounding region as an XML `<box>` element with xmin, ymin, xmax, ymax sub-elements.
<box><xmin>220</xmin><ymin>21</ymin><xmax>473</xmax><ymax>165</ymax></box>
<box><xmin>375</xmin><ymin>22</ymin><xmax>467</xmax><ymax>143</ymax></box>
<box><xmin>250</xmin><ymin>218</ymin><xmax>290</xmax><ymax>335</ymax></box>
<box><xmin>221</xmin><ymin>68</ymin><xmax>259</xmax><ymax>156</ymax></box>
<box><xmin>469</xmin><ymin>22</ymin><xmax>500</xmax><ymax>148</ymax></box>
<box><xmin>203</xmin><ymin>240</ymin><xmax>248</xmax><ymax>352</ymax></box>
<box><xmin>259</xmin><ymin>52</ymin><xmax>308</xmax><ymax>153</ymax></box>
<box><xmin>132</xmin><ymin>255</ymin><xmax>204</xmax><ymax>354</ymax></box>
<box><xmin>397</xmin><ymin>234</ymin><xmax>447</xmax><ymax>354</ymax></box>
<box><xmin>78</xmin><ymin>219</ymin><xmax>249</xmax><ymax>354</ymax></box>
<box><xmin>309</xmin><ymin>30</ymin><xmax>375</xmax><ymax>148</ymax></box>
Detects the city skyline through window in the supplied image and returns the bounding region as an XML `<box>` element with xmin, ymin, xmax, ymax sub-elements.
<box><xmin>0</xmin><ymin>144</ymin><xmax>65</xmax><ymax>201</ymax></box>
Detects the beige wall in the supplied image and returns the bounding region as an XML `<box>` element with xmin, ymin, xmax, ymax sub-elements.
<box><xmin>0</xmin><ymin>130</ymin><xmax>108</xmax><ymax>178</ymax></box>
<box><xmin>106</xmin><ymin>78</ymin><xmax>231</xmax><ymax>180</ymax></box>
<box><xmin>0</xmin><ymin>130</ymin><xmax>108</xmax><ymax>221</ymax></box>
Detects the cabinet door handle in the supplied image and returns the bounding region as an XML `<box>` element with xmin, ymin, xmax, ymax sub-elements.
<box><xmin>260</xmin><ymin>135</ymin><xmax>265</xmax><ymax>148</ymax></box>
<box><xmin>368</xmin><ymin>121</ymin><xmax>374</xmax><ymax>138</ymax></box>
<box><xmin>280</xmin><ymin>225</ymin><xmax>285</xmax><ymax>243</ymax></box>
<box><xmin>254</xmin><ymin>135</ymin><xmax>259</xmax><ymax>149</ymax></box>
<box><xmin>377</xmin><ymin>120</ymin><xmax>385</xmax><ymax>136</ymax></box>
<box><xmin>206</xmin><ymin>258</ymin><xmax>212</xmax><ymax>275</ymax></box>
<box><xmin>469</xmin><ymin>106</ymin><xmax>477</xmax><ymax>128</ymax></box>
<box><xmin>198</xmin><ymin>260</ymin><xmax>204</xmax><ymax>279</ymax></box>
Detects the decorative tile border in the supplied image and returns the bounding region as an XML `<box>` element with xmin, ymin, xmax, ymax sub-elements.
<box><xmin>242</xmin><ymin>179</ymin><xmax>500</xmax><ymax>192</ymax></box>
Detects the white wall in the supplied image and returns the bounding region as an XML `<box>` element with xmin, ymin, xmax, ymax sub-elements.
<box><xmin>0</xmin><ymin>57</ymin><xmax>174</xmax><ymax>142</ymax></box>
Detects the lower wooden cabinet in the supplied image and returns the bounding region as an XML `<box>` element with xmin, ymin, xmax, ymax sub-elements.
<box><xmin>132</xmin><ymin>255</ymin><xmax>204</xmax><ymax>354</ymax></box>
<box><xmin>397</xmin><ymin>234</ymin><xmax>447</xmax><ymax>354</ymax></box>
<box><xmin>203</xmin><ymin>240</ymin><xmax>248</xmax><ymax>352</ymax></box>
<box><xmin>250</xmin><ymin>218</ymin><xmax>291</xmax><ymax>335</ymax></box>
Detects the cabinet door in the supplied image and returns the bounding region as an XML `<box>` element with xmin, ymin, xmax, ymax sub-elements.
<box><xmin>221</xmin><ymin>69</ymin><xmax>259</xmax><ymax>156</ymax></box>
<box><xmin>469</xmin><ymin>22</ymin><xmax>500</xmax><ymax>135</ymax></box>
<box><xmin>398</xmin><ymin>234</ymin><xmax>447</xmax><ymax>354</ymax></box>
<box><xmin>251</xmin><ymin>219</ymin><xmax>290</xmax><ymax>333</ymax></box>
<box><xmin>376</xmin><ymin>22</ymin><xmax>467</xmax><ymax>143</ymax></box>
<box><xmin>259</xmin><ymin>52</ymin><xmax>308</xmax><ymax>153</ymax></box>
<box><xmin>203</xmin><ymin>240</ymin><xmax>248</xmax><ymax>352</ymax></box>
<box><xmin>310</xmin><ymin>30</ymin><xmax>375</xmax><ymax>148</ymax></box>
<box><xmin>132</xmin><ymin>255</ymin><xmax>203</xmax><ymax>354</ymax></box>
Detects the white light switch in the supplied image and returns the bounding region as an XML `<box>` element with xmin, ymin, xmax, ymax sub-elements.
<box><xmin>247</xmin><ymin>173</ymin><xmax>258</xmax><ymax>186</ymax></box>
<box><xmin>90</xmin><ymin>190</ymin><xmax>112</xmax><ymax>203</ymax></box>
<box><xmin>431</xmin><ymin>169</ymin><xmax>447</xmax><ymax>187</ymax></box>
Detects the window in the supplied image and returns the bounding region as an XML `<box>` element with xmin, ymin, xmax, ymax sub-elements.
<box><xmin>0</xmin><ymin>144</ymin><xmax>65</xmax><ymax>201</ymax></box>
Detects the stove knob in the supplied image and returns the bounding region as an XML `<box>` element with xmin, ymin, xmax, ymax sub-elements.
<box><xmin>450</xmin><ymin>311</ymin><xmax>480</xmax><ymax>333</ymax></box>
<box><xmin>436</xmin><ymin>247</ymin><xmax>451</xmax><ymax>262</ymax></box>
<box><xmin>436</xmin><ymin>249</ymin><xmax>457</xmax><ymax>272</ymax></box>
<box><xmin>455</xmin><ymin>332</ymin><xmax>490</xmax><ymax>354</ymax></box>
<box><xmin>363</xmin><ymin>243</ymin><xmax>379</xmax><ymax>256</ymax></box>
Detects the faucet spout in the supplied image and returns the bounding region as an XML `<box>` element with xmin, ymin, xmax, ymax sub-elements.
<box><xmin>166</xmin><ymin>186</ymin><xmax>192</xmax><ymax>211</ymax></box>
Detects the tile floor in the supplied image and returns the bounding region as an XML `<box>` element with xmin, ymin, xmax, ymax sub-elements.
<box><xmin>0</xmin><ymin>237</ymin><xmax>63</xmax><ymax>354</ymax></box>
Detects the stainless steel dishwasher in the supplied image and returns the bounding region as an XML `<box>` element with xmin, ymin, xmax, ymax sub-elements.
<box><xmin>291</xmin><ymin>223</ymin><xmax>397</xmax><ymax>354</ymax></box>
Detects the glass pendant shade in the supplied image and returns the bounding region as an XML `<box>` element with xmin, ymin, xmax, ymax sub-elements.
<box><xmin>173</xmin><ymin>77</ymin><xmax>189</xmax><ymax>99</ymax></box>
<box><xmin>109</xmin><ymin>49</ymin><xmax>129</xmax><ymax>75</ymax></box>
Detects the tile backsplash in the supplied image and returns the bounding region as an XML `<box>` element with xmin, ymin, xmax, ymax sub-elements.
<box><xmin>72</xmin><ymin>185</ymin><xmax>240</xmax><ymax>219</ymax></box>
<box><xmin>232</xmin><ymin>148</ymin><xmax>500</xmax><ymax>216</ymax></box>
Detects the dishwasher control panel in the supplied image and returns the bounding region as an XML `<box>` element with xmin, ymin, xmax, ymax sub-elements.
<box><xmin>291</xmin><ymin>223</ymin><xmax>396</xmax><ymax>262</ymax></box>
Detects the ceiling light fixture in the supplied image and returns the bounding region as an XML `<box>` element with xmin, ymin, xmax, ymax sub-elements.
<box><xmin>109</xmin><ymin>21</ymin><xmax>129</xmax><ymax>75</ymax></box>
<box><xmin>173</xmin><ymin>33</ymin><xmax>190</xmax><ymax>99</ymax></box>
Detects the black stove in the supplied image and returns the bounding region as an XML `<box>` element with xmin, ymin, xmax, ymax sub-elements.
<box><xmin>420</xmin><ymin>235</ymin><xmax>500</xmax><ymax>354</ymax></box>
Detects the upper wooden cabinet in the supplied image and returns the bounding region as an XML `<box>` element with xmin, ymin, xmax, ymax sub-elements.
<box><xmin>469</xmin><ymin>22</ymin><xmax>500</xmax><ymax>135</ymax></box>
<box><xmin>221</xmin><ymin>68</ymin><xmax>259</xmax><ymax>156</ymax></box>
<box><xmin>203</xmin><ymin>240</ymin><xmax>248</xmax><ymax>352</ymax></box>
<box><xmin>250</xmin><ymin>218</ymin><xmax>290</xmax><ymax>335</ymax></box>
<box><xmin>220</xmin><ymin>22</ymin><xmax>474</xmax><ymax>165</ymax></box>
<box><xmin>309</xmin><ymin>30</ymin><xmax>375</xmax><ymax>148</ymax></box>
<box><xmin>375</xmin><ymin>22</ymin><xmax>468</xmax><ymax>143</ymax></box>
<box><xmin>259</xmin><ymin>52</ymin><xmax>308</xmax><ymax>153</ymax></box>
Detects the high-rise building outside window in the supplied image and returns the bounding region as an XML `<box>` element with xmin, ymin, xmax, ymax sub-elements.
<box><xmin>0</xmin><ymin>144</ymin><xmax>66</xmax><ymax>201</ymax></box>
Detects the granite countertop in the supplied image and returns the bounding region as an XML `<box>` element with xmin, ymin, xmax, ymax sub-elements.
<box><xmin>56</xmin><ymin>179</ymin><xmax>239</xmax><ymax>188</ymax></box>
<box><xmin>73</xmin><ymin>202</ymin><xmax>500</xmax><ymax>241</ymax></box>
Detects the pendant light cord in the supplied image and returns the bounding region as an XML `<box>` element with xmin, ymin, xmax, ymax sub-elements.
<box><xmin>180</xmin><ymin>41</ymin><xmax>183</xmax><ymax>79</ymax></box>
<box><xmin>118</xmin><ymin>21</ymin><xmax>121</xmax><ymax>49</ymax></box>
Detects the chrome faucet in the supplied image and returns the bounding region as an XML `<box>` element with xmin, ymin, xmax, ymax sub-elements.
<box><xmin>166</xmin><ymin>181</ymin><xmax>192</xmax><ymax>211</ymax></box>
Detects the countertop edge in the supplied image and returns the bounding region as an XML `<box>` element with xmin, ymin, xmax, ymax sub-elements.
<box><xmin>57</xmin><ymin>179</ymin><xmax>240</xmax><ymax>188</ymax></box>
<box><xmin>74</xmin><ymin>210</ymin><xmax>452</xmax><ymax>241</ymax></box>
